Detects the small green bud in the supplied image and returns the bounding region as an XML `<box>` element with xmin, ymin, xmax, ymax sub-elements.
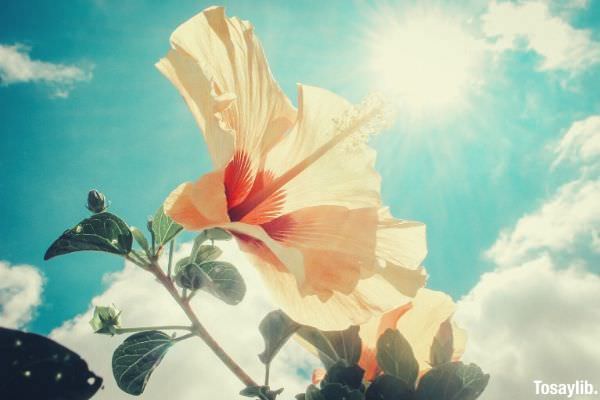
<box><xmin>86</xmin><ymin>189</ymin><xmax>107</xmax><ymax>213</ymax></box>
<box><xmin>89</xmin><ymin>304</ymin><xmax>121</xmax><ymax>335</ymax></box>
<box><xmin>146</xmin><ymin>217</ymin><xmax>153</xmax><ymax>232</ymax></box>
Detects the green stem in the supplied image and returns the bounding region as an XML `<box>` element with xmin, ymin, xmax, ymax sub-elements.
<box><xmin>173</xmin><ymin>332</ymin><xmax>195</xmax><ymax>342</ymax></box>
<box><xmin>150</xmin><ymin>262</ymin><xmax>258</xmax><ymax>388</ymax></box>
<box><xmin>186</xmin><ymin>290</ymin><xmax>197</xmax><ymax>303</ymax></box>
<box><xmin>132</xmin><ymin>250</ymin><xmax>150</xmax><ymax>265</ymax></box>
<box><xmin>167</xmin><ymin>239</ymin><xmax>175</xmax><ymax>278</ymax></box>
<box><xmin>125</xmin><ymin>254</ymin><xmax>146</xmax><ymax>268</ymax></box>
<box><xmin>264</xmin><ymin>362</ymin><xmax>270</xmax><ymax>386</ymax></box>
<box><xmin>150</xmin><ymin>227</ymin><xmax>156</xmax><ymax>256</ymax></box>
<box><xmin>115</xmin><ymin>325</ymin><xmax>192</xmax><ymax>334</ymax></box>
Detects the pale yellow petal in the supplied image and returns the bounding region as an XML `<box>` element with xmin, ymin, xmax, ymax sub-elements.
<box><xmin>254</xmin><ymin>256</ymin><xmax>414</xmax><ymax>330</ymax></box>
<box><xmin>156</xmin><ymin>6</ymin><xmax>296</xmax><ymax>167</ymax></box>
<box><xmin>377</xmin><ymin>207</ymin><xmax>427</xmax><ymax>270</ymax></box>
<box><xmin>156</xmin><ymin>47</ymin><xmax>235</xmax><ymax>168</ymax></box>
<box><xmin>451</xmin><ymin>321</ymin><xmax>467</xmax><ymax>361</ymax></box>
<box><xmin>223</xmin><ymin>221</ymin><xmax>413</xmax><ymax>330</ymax></box>
<box><xmin>264</xmin><ymin>84</ymin><xmax>382</xmax><ymax>214</ymax></box>
<box><xmin>262</xmin><ymin>205</ymin><xmax>380</xmax><ymax>299</ymax></box>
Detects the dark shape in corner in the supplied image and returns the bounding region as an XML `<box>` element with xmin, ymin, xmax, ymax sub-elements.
<box><xmin>0</xmin><ymin>327</ymin><xmax>103</xmax><ymax>400</ymax></box>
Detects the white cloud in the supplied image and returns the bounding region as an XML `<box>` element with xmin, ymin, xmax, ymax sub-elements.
<box><xmin>487</xmin><ymin>115</ymin><xmax>600</xmax><ymax>266</ymax></box>
<box><xmin>456</xmin><ymin>256</ymin><xmax>600</xmax><ymax>400</ymax></box>
<box><xmin>0</xmin><ymin>261</ymin><xmax>44</xmax><ymax>328</ymax></box>
<box><xmin>560</xmin><ymin>0</ymin><xmax>589</xmax><ymax>9</ymax></box>
<box><xmin>481</xmin><ymin>1</ymin><xmax>600</xmax><ymax>71</ymax></box>
<box><xmin>486</xmin><ymin>176</ymin><xmax>600</xmax><ymax>266</ymax></box>
<box><xmin>50</xmin><ymin>241</ymin><xmax>318</xmax><ymax>399</ymax></box>
<box><xmin>456</xmin><ymin>114</ymin><xmax>600</xmax><ymax>399</ymax></box>
<box><xmin>554</xmin><ymin>115</ymin><xmax>600</xmax><ymax>167</ymax></box>
<box><xmin>0</xmin><ymin>43</ymin><xmax>92</xmax><ymax>98</ymax></box>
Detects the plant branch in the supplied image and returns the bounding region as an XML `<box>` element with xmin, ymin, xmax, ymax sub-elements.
<box><xmin>173</xmin><ymin>332</ymin><xmax>195</xmax><ymax>342</ymax></box>
<box><xmin>125</xmin><ymin>254</ymin><xmax>147</xmax><ymax>268</ymax></box>
<box><xmin>149</xmin><ymin>259</ymin><xmax>258</xmax><ymax>388</ymax></box>
<box><xmin>115</xmin><ymin>325</ymin><xmax>192</xmax><ymax>334</ymax></box>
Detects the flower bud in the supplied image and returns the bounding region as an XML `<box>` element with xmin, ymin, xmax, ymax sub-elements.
<box><xmin>146</xmin><ymin>217</ymin><xmax>153</xmax><ymax>232</ymax></box>
<box><xmin>87</xmin><ymin>189</ymin><xmax>107</xmax><ymax>213</ymax></box>
<box><xmin>89</xmin><ymin>304</ymin><xmax>121</xmax><ymax>335</ymax></box>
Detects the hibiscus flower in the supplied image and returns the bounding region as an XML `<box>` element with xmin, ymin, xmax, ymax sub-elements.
<box><xmin>357</xmin><ymin>289</ymin><xmax>466</xmax><ymax>381</ymax></box>
<box><xmin>156</xmin><ymin>6</ymin><xmax>427</xmax><ymax>330</ymax></box>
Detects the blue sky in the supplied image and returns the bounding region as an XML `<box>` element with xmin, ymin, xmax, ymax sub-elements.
<box><xmin>1</xmin><ymin>2</ymin><xmax>600</xmax><ymax>397</ymax></box>
<box><xmin>1</xmin><ymin>0</ymin><xmax>598</xmax><ymax>333</ymax></box>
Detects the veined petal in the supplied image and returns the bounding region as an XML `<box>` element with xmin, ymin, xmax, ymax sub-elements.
<box><xmin>377</xmin><ymin>207</ymin><xmax>427</xmax><ymax>270</ymax></box>
<box><xmin>271</xmin><ymin>84</ymin><xmax>382</xmax><ymax>213</ymax></box>
<box><xmin>156</xmin><ymin>49</ymin><xmax>234</xmax><ymax>168</ymax></box>
<box><xmin>224</xmin><ymin>220</ymin><xmax>414</xmax><ymax>330</ymax></box>
<box><xmin>262</xmin><ymin>205</ymin><xmax>379</xmax><ymax>299</ymax></box>
<box><xmin>156</xmin><ymin>6</ymin><xmax>296</xmax><ymax>168</ymax></box>
<box><xmin>252</xmin><ymin>252</ymin><xmax>414</xmax><ymax>330</ymax></box>
<box><xmin>229</xmin><ymin>84</ymin><xmax>383</xmax><ymax>222</ymax></box>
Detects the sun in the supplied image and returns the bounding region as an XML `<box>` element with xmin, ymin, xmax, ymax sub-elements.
<box><xmin>367</xmin><ymin>9</ymin><xmax>482</xmax><ymax>116</ymax></box>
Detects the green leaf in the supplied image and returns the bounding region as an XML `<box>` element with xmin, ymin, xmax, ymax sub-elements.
<box><xmin>376</xmin><ymin>329</ymin><xmax>418</xmax><ymax>388</ymax></box>
<box><xmin>191</xmin><ymin>244</ymin><xmax>222</xmax><ymax>264</ymax></box>
<box><xmin>296</xmin><ymin>325</ymin><xmax>362</xmax><ymax>369</ymax></box>
<box><xmin>415</xmin><ymin>362</ymin><xmax>489</xmax><ymax>400</ymax></box>
<box><xmin>258</xmin><ymin>310</ymin><xmax>301</xmax><ymax>365</ymax></box>
<box><xmin>174</xmin><ymin>263</ymin><xmax>210</xmax><ymax>290</ymax></box>
<box><xmin>151</xmin><ymin>205</ymin><xmax>182</xmax><ymax>248</ymax></box>
<box><xmin>44</xmin><ymin>212</ymin><xmax>132</xmax><ymax>260</ymax></box>
<box><xmin>303</xmin><ymin>385</ymin><xmax>327</xmax><ymax>400</ymax></box>
<box><xmin>130</xmin><ymin>227</ymin><xmax>150</xmax><ymax>252</ymax></box>
<box><xmin>240</xmin><ymin>385</ymin><xmax>284</xmax><ymax>400</ymax></box>
<box><xmin>240</xmin><ymin>385</ymin><xmax>266</xmax><ymax>398</ymax></box>
<box><xmin>365</xmin><ymin>375</ymin><xmax>414</xmax><ymax>400</ymax></box>
<box><xmin>323</xmin><ymin>362</ymin><xmax>364</xmax><ymax>390</ymax></box>
<box><xmin>112</xmin><ymin>331</ymin><xmax>173</xmax><ymax>396</ymax></box>
<box><xmin>205</xmin><ymin>227</ymin><xmax>232</xmax><ymax>241</ymax></box>
<box><xmin>200</xmin><ymin>261</ymin><xmax>246</xmax><ymax>305</ymax></box>
<box><xmin>174</xmin><ymin>256</ymin><xmax>191</xmax><ymax>275</ymax></box>
<box><xmin>320</xmin><ymin>383</ymin><xmax>364</xmax><ymax>400</ymax></box>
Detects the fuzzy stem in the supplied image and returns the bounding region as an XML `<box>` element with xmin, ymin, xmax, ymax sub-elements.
<box><xmin>173</xmin><ymin>332</ymin><xmax>195</xmax><ymax>342</ymax></box>
<box><xmin>150</xmin><ymin>261</ymin><xmax>257</xmax><ymax>388</ymax></box>
<box><xmin>264</xmin><ymin>362</ymin><xmax>271</xmax><ymax>386</ymax></box>
<box><xmin>115</xmin><ymin>325</ymin><xmax>192</xmax><ymax>334</ymax></box>
<box><xmin>125</xmin><ymin>254</ymin><xmax>147</xmax><ymax>268</ymax></box>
